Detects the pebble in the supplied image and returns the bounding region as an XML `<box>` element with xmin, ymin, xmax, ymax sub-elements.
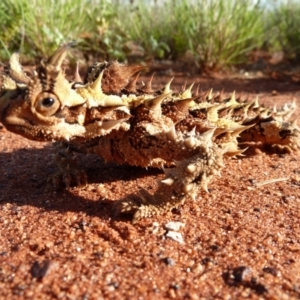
<box><xmin>166</xmin><ymin>231</ymin><xmax>184</xmax><ymax>244</ymax></box>
<box><xmin>165</xmin><ymin>221</ymin><xmax>185</xmax><ymax>231</ymax></box>
<box><xmin>262</xmin><ymin>266</ymin><xmax>278</xmax><ymax>276</ymax></box>
<box><xmin>163</xmin><ymin>257</ymin><xmax>175</xmax><ymax>266</ymax></box>
<box><xmin>229</xmin><ymin>266</ymin><xmax>251</xmax><ymax>283</ymax></box>
<box><xmin>30</xmin><ymin>260</ymin><xmax>52</xmax><ymax>279</ymax></box>
<box><xmin>151</xmin><ymin>222</ymin><xmax>160</xmax><ymax>234</ymax></box>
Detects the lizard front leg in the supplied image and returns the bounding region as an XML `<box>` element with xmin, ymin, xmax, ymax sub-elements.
<box><xmin>48</xmin><ymin>142</ymin><xmax>88</xmax><ymax>189</ymax></box>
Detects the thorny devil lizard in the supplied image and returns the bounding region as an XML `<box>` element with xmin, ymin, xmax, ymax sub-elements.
<box><xmin>0</xmin><ymin>44</ymin><xmax>299</xmax><ymax>222</ymax></box>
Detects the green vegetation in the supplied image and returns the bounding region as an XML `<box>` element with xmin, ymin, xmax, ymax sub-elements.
<box><xmin>267</xmin><ymin>0</ymin><xmax>300</xmax><ymax>61</ymax></box>
<box><xmin>115</xmin><ymin>0</ymin><xmax>265</xmax><ymax>68</ymax></box>
<box><xmin>0</xmin><ymin>0</ymin><xmax>300</xmax><ymax>69</ymax></box>
<box><xmin>0</xmin><ymin>0</ymin><xmax>114</xmax><ymax>60</ymax></box>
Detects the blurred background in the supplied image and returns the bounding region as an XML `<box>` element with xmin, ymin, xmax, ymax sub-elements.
<box><xmin>0</xmin><ymin>0</ymin><xmax>299</xmax><ymax>72</ymax></box>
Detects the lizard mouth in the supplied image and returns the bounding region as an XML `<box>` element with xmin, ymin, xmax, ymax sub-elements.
<box><xmin>2</xmin><ymin>104</ymin><xmax>86</xmax><ymax>142</ymax></box>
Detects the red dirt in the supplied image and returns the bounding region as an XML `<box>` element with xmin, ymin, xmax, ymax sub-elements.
<box><xmin>1</xmin><ymin>72</ymin><xmax>300</xmax><ymax>299</ymax></box>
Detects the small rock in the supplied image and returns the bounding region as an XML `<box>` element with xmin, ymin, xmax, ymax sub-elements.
<box><xmin>223</xmin><ymin>266</ymin><xmax>251</xmax><ymax>285</ymax></box>
<box><xmin>232</xmin><ymin>266</ymin><xmax>251</xmax><ymax>283</ymax></box>
<box><xmin>163</xmin><ymin>257</ymin><xmax>176</xmax><ymax>266</ymax></box>
<box><xmin>151</xmin><ymin>222</ymin><xmax>160</xmax><ymax>234</ymax></box>
<box><xmin>165</xmin><ymin>221</ymin><xmax>185</xmax><ymax>231</ymax></box>
<box><xmin>166</xmin><ymin>231</ymin><xmax>184</xmax><ymax>244</ymax></box>
<box><xmin>262</xmin><ymin>266</ymin><xmax>278</xmax><ymax>276</ymax></box>
<box><xmin>30</xmin><ymin>260</ymin><xmax>52</xmax><ymax>280</ymax></box>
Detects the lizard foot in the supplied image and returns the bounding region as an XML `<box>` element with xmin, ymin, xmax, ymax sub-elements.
<box><xmin>47</xmin><ymin>145</ymin><xmax>88</xmax><ymax>189</ymax></box>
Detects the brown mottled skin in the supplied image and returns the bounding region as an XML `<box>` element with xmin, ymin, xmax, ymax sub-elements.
<box><xmin>0</xmin><ymin>44</ymin><xmax>299</xmax><ymax>222</ymax></box>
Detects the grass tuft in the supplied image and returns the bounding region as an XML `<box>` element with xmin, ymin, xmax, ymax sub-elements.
<box><xmin>268</xmin><ymin>0</ymin><xmax>300</xmax><ymax>62</ymax></box>
<box><xmin>0</xmin><ymin>0</ymin><xmax>116</xmax><ymax>61</ymax></box>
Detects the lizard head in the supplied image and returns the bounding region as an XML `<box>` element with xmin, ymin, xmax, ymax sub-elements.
<box><xmin>0</xmin><ymin>44</ymin><xmax>147</xmax><ymax>142</ymax></box>
<box><xmin>0</xmin><ymin>43</ymin><xmax>87</xmax><ymax>141</ymax></box>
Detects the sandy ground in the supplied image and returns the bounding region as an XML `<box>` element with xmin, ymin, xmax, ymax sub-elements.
<box><xmin>0</xmin><ymin>71</ymin><xmax>300</xmax><ymax>299</ymax></box>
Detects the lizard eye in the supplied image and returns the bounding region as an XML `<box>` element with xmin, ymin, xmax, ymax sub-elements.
<box><xmin>35</xmin><ymin>92</ymin><xmax>60</xmax><ymax>116</ymax></box>
<box><xmin>41</xmin><ymin>97</ymin><xmax>55</xmax><ymax>107</ymax></box>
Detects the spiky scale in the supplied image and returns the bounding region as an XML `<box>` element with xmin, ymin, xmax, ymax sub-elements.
<box><xmin>173</xmin><ymin>97</ymin><xmax>195</xmax><ymax>112</ymax></box>
<box><xmin>186</xmin><ymin>164</ymin><xmax>197</xmax><ymax>174</ymax></box>
<box><xmin>166</xmin><ymin>125</ymin><xmax>177</xmax><ymax>141</ymax></box>
<box><xmin>184</xmin><ymin>136</ymin><xmax>196</xmax><ymax>149</ymax></box>
<box><xmin>162</xmin><ymin>77</ymin><xmax>174</xmax><ymax>94</ymax></box>
<box><xmin>183</xmin><ymin>183</ymin><xmax>194</xmax><ymax>193</ymax></box>
<box><xmin>146</xmin><ymin>93</ymin><xmax>170</xmax><ymax>113</ymax></box>
<box><xmin>181</xmin><ymin>83</ymin><xmax>195</xmax><ymax>99</ymax></box>
<box><xmin>201</xmin><ymin>128</ymin><xmax>216</xmax><ymax>143</ymax></box>
<box><xmin>161</xmin><ymin>178</ymin><xmax>174</xmax><ymax>186</ymax></box>
<box><xmin>140</xmin><ymin>73</ymin><xmax>154</xmax><ymax>94</ymax></box>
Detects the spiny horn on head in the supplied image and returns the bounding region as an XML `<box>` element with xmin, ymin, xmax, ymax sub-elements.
<box><xmin>73</xmin><ymin>62</ymin><xmax>83</xmax><ymax>83</ymax></box>
<box><xmin>8</xmin><ymin>53</ymin><xmax>30</xmax><ymax>84</ymax></box>
<box><xmin>47</xmin><ymin>42</ymin><xmax>76</xmax><ymax>70</ymax></box>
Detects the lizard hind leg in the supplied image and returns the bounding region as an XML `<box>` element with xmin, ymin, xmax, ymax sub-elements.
<box><xmin>116</xmin><ymin>143</ymin><xmax>225</xmax><ymax>223</ymax></box>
